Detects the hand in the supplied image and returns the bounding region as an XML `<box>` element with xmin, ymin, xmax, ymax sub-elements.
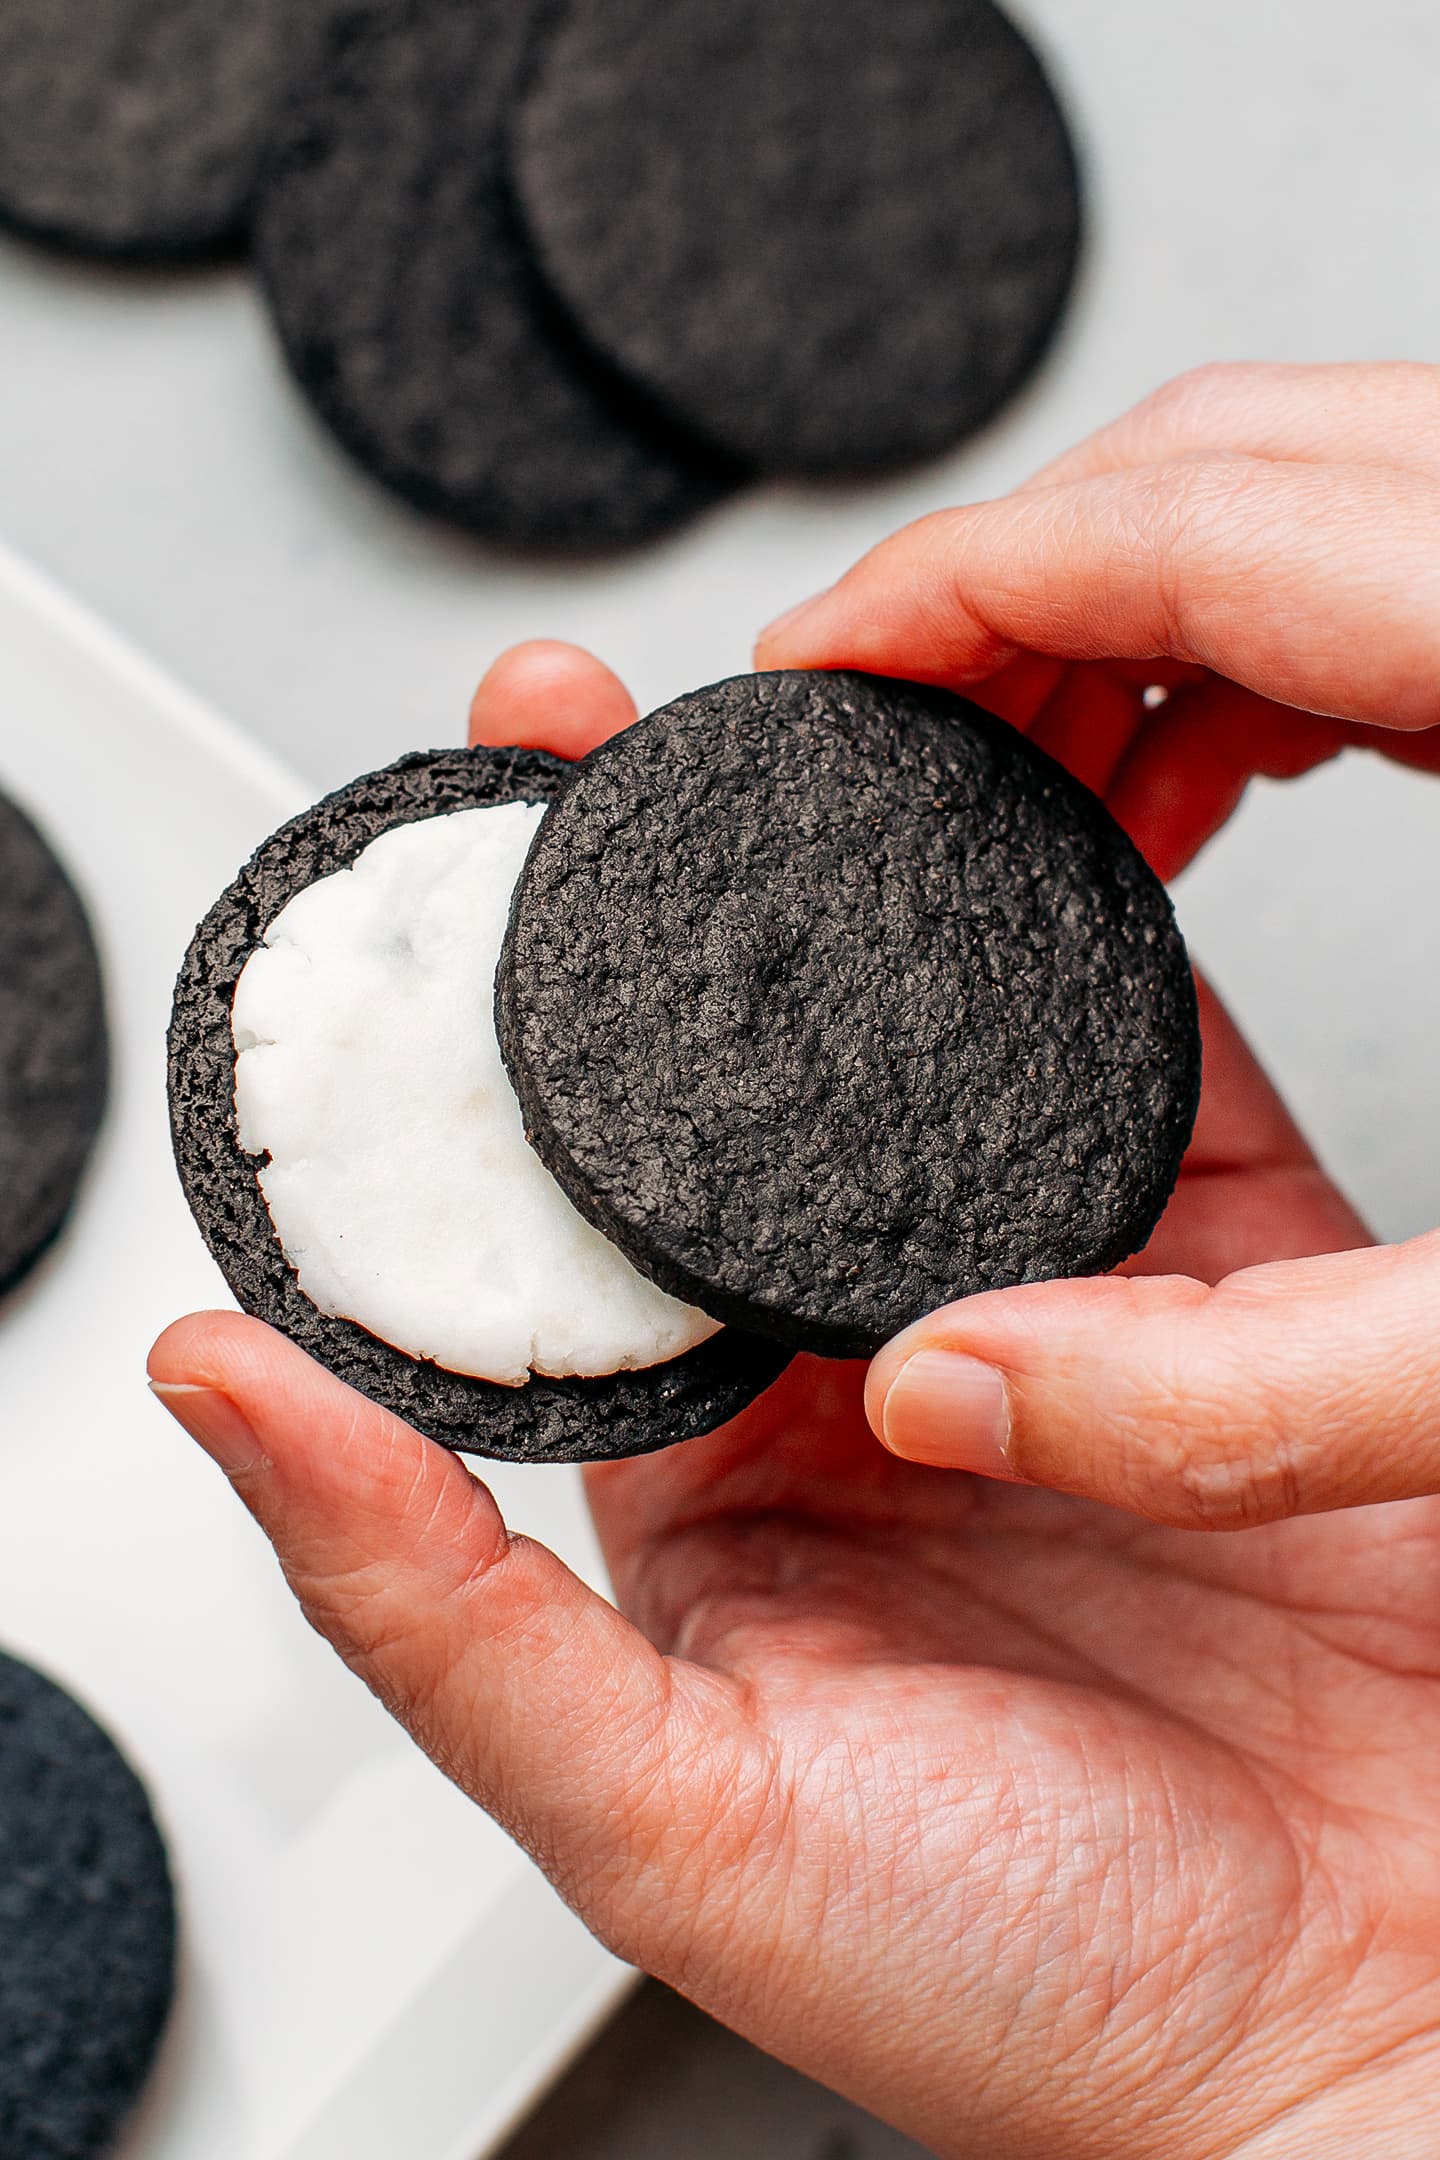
<box><xmin>154</xmin><ymin>585</ymin><xmax>1440</xmax><ymax>2155</ymax></box>
<box><xmin>759</xmin><ymin>357</ymin><xmax>1440</xmax><ymax>1527</ymax></box>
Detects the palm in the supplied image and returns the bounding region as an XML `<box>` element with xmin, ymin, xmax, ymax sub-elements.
<box><xmin>575</xmin><ymin>652</ymin><xmax>1440</xmax><ymax>2152</ymax></box>
<box><xmin>587</xmin><ymin>1329</ymin><xmax>1440</xmax><ymax>2152</ymax></box>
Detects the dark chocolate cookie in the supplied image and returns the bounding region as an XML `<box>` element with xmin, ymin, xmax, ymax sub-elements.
<box><xmin>0</xmin><ymin>1649</ymin><xmax>176</xmax><ymax>2160</ymax></box>
<box><xmin>511</xmin><ymin>0</ymin><xmax>1082</xmax><ymax>474</ymax></box>
<box><xmin>500</xmin><ymin>672</ymin><xmax>1201</xmax><ymax>1359</ymax></box>
<box><xmin>0</xmin><ymin>0</ymin><xmax>325</xmax><ymax>260</ymax></box>
<box><xmin>168</xmin><ymin>747</ymin><xmax>789</xmax><ymax>1463</ymax></box>
<box><xmin>0</xmin><ymin>788</ymin><xmax>108</xmax><ymax>1301</ymax></box>
<box><xmin>253</xmin><ymin>0</ymin><xmax>741</xmax><ymax>552</ymax></box>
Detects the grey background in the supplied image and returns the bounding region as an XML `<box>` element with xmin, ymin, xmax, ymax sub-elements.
<box><xmin>0</xmin><ymin>0</ymin><xmax>1437</xmax><ymax>2150</ymax></box>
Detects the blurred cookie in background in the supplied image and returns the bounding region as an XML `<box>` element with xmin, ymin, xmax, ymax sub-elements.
<box><xmin>511</xmin><ymin>0</ymin><xmax>1082</xmax><ymax>474</ymax></box>
<box><xmin>254</xmin><ymin>0</ymin><xmax>745</xmax><ymax>552</ymax></box>
<box><xmin>0</xmin><ymin>0</ymin><xmax>332</xmax><ymax>259</ymax></box>
<box><xmin>0</xmin><ymin>1648</ymin><xmax>176</xmax><ymax>2160</ymax></box>
<box><xmin>0</xmin><ymin>786</ymin><xmax>107</xmax><ymax>1303</ymax></box>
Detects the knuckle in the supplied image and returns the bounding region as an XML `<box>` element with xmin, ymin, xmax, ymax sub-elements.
<box><xmin>1162</xmin><ymin>1434</ymin><xmax>1303</xmax><ymax>1532</ymax></box>
<box><xmin>290</xmin><ymin>1553</ymin><xmax>414</xmax><ymax>1661</ymax></box>
<box><xmin>1137</xmin><ymin>1385</ymin><xmax>1305</xmax><ymax>1531</ymax></box>
<box><xmin>1127</xmin><ymin>456</ymin><xmax>1272</xmax><ymax>658</ymax></box>
<box><xmin>1099</xmin><ymin>1324</ymin><xmax>1308</xmax><ymax>1531</ymax></box>
<box><xmin>1138</xmin><ymin>360</ymin><xmax>1254</xmax><ymax>435</ymax></box>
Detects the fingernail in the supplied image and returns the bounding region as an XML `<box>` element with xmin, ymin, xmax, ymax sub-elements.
<box><xmin>878</xmin><ymin>1351</ymin><xmax>1017</xmax><ymax>1478</ymax></box>
<box><xmin>759</xmin><ymin>589</ymin><xmax>829</xmax><ymax>650</ymax></box>
<box><xmin>149</xmin><ymin>1382</ymin><xmax>268</xmax><ymax>1479</ymax></box>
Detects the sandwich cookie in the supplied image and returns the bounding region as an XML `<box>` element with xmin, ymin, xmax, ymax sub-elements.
<box><xmin>0</xmin><ymin>788</ymin><xmax>108</xmax><ymax>1302</ymax></box>
<box><xmin>500</xmin><ymin>671</ymin><xmax>1201</xmax><ymax>1358</ymax></box>
<box><xmin>168</xmin><ymin>747</ymin><xmax>790</xmax><ymax>1463</ymax></box>
<box><xmin>511</xmin><ymin>0</ymin><xmax>1082</xmax><ymax>474</ymax></box>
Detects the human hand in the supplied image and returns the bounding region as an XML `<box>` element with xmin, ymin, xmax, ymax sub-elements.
<box><xmin>759</xmin><ymin>358</ymin><xmax>1440</xmax><ymax>1528</ymax></box>
<box><xmin>153</xmin><ymin>617</ymin><xmax>1440</xmax><ymax>2159</ymax></box>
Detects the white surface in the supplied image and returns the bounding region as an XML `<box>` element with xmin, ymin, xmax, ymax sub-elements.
<box><xmin>234</xmin><ymin>802</ymin><xmax>715</xmax><ymax>1383</ymax></box>
<box><xmin>0</xmin><ymin>0</ymin><xmax>1437</xmax><ymax>1249</ymax></box>
<box><xmin>0</xmin><ymin>547</ymin><xmax>629</xmax><ymax>2160</ymax></box>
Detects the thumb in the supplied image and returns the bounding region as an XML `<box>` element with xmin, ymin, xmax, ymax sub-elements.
<box><xmin>147</xmin><ymin>1312</ymin><xmax>767</xmax><ymax>1963</ymax></box>
<box><xmin>865</xmin><ymin>1233</ymin><xmax>1440</xmax><ymax>1529</ymax></box>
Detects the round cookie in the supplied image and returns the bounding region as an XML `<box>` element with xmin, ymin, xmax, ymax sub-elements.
<box><xmin>0</xmin><ymin>1649</ymin><xmax>176</xmax><ymax>2160</ymax></box>
<box><xmin>499</xmin><ymin>672</ymin><xmax>1201</xmax><ymax>1359</ymax></box>
<box><xmin>0</xmin><ymin>0</ymin><xmax>326</xmax><ymax>260</ymax></box>
<box><xmin>0</xmin><ymin>789</ymin><xmax>108</xmax><ymax>1301</ymax></box>
<box><xmin>511</xmin><ymin>0</ymin><xmax>1082</xmax><ymax>475</ymax></box>
<box><xmin>168</xmin><ymin>747</ymin><xmax>790</xmax><ymax>1464</ymax></box>
<box><xmin>253</xmin><ymin>0</ymin><xmax>742</xmax><ymax>552</ymax></box>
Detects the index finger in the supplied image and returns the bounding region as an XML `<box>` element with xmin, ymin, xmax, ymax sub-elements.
<box><xmin>756</xmin><ymin>458</ymin><xmax>1440</xmax><ymax>734</ymax></box>
<box><xmin>1024</xmin><ymin>360</ymin><xmax>1440</xmax><ymax>492</ymax></box>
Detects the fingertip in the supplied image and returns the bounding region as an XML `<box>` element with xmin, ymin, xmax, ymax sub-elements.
<box><xmin>754</xmin><ymin>591</ymin><xmax>832</xmax><ymax>669</ymax></box>
<box><xmin>866</xmin><ymin>1301</ymin><xmax>1012</xmax><ymax>1469</ymax></box>
<box><xmin>755</xmin><ymin>508</ymin><xmax>1021</xmax><ymax>685</ymax></box>
<box><xmin>871</xmin><ymin>1350</ymin><xmax>1015</xmax><ymax>1476</ymax></box>
<box><xmin>148</xmin><ymin>1308</ymin><xmax>274</xmax><ymax>1391</ymax></box>
<box><xmin>867</xmin><ymin>1287</ymin><xmax>993</xmax><ymax>1394</ymax></box>
<box><xmin>148</xmin><ymin>1311</ymin><xmax>443</xmax><ymax>1516</ymax></box>
<box><xmin>863</xmin><ymin>1322</ymin><xmax>925</xmax><ymax>1443</ymax></box>
<box><xmin>863</xmin><ymin>1280</ymin><xmax>1098</xmax><ymax>1464</ymax></box>
<box><xmin>469</xmin><ymin>640</ymin><xmax>639</xmax><ymax>758</ymax></box>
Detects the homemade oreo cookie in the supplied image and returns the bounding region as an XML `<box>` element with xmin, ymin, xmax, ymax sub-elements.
<box><xmin>0</xmin><ymin>0</ymin><xmax>323</xmax><ymax>259</ymax></box>
<box><xmin>512</xmin><ymin>0</ymin><xmax>1082</xmax><ymax>474</ymax></box>
<box><xmin>0</xmin><ymin>788</ymin><xmax>108</xmax><ymax>1301</ymax></box>
<box><xmin>500</xmin><ymin>672</ymin><xmax>1201</xmax><ymax>1358</ymax></box>
<box><xmin>168</xmin><ymin>747</ymin><xmax>789</xmax><ymax>1464</ymax></box>
<box><xmin>0</xmin><ymin>1649</ymin><xmax>176</xmax><ymax>2160</ymax></box>
<box><xmin>254</xmin><ymin>0</ymin><xmax>740</xmax><ymax>551</ymax></box>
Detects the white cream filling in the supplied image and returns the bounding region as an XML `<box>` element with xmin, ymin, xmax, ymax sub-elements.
<box><xmin>231</xmin><ymin>802</ymin><xmax>719</xmax><ymax>1386</ymax></box>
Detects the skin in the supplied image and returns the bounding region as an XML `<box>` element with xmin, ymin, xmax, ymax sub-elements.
<box><xmin>153</xmin><ymin>362</ymin><xmax>1440</xmax><ymax>2156</ymax></box>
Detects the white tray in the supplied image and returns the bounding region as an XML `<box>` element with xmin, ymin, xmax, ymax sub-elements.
<box><xmin>0</xmin><ymin>542</ymin><xmax>630</xmax><ymax>2160</ymax></box>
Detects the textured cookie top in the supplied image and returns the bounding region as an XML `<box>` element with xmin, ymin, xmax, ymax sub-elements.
<box><xmin>169</xmin><ymin>747</ymin><xmax>788</xmax><ymax>1463</ymax></box>
<box><xmin>0</xmin><ymin>1650</ymin><xmax>175</xmax><ymax>2160</ymax></box>
<box><xmin>0</xmin><ymin>0</ymin><xmax>319</xmax><ymax>258</ymax></box>
<box><xmin>0</xmin><ymin>788</ymin><xmax>108</xmax><ymax>1299</ymax></box>
<box><xmin>254</xmin><ymin>0</ymin><xmax>740</xmax><ymax>550</ymax></box>
<box><xmin>500</xmin><ymin>672</ymin><xmax>1201</xmax><ymax>1358</ymax></box>
<box><xmin>511</xmin><ymin>0</ymin><xmax>1081</xmax><ymax>473</ymax></box>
